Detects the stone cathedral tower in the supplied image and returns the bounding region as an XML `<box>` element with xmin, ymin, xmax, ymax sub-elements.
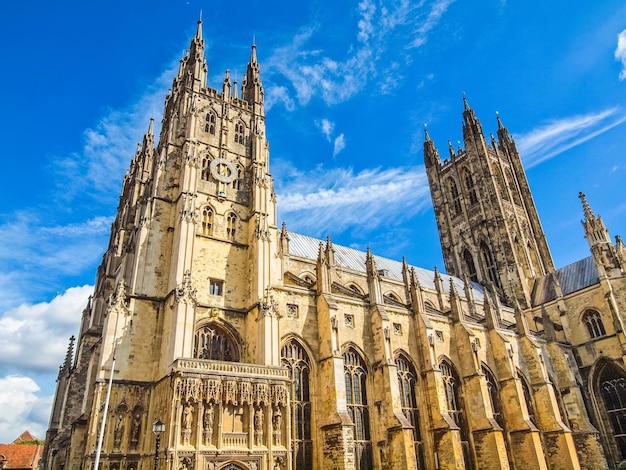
<box><xmin>43</xmin><ymin>21</ymin><xmax>291</xmax><ymax>470</ymax></box>
<box><xmin>424</xmin><ymin>98</ymin><xmax>554</xmax><ymax>307</ymax></box>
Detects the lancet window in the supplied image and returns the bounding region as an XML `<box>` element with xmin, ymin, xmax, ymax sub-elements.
<box><xmin>205</xmin><ymin>112</ymin><xmax>216</xmax><ymax>134</ymax></box>
<box><xmin>448</xmin><ymin>178</ymin><xmax>462</xmax><ymax>216</ymax></box>
<box><xmin>480</xmin><ymin>242</ymin><xmax>500</xmax><ymax>288</ymax></box>
<box><xmin>483</xmin><ymin>366</ymin><xmax>503</xmax><ymax>427</ymax></box>
<box><xmin>201</xmin><ymin>156</ymin><xmax>211</xmax><ymax>181</ymax></box>
<box><xmin>194</xmin><ymin>323</ymin><xmax>238</xmax><ymax>362</ymax></box>
<box><xmin>463</xmin><ymin>249</ymin><xmax>478</xmax><ymax>282</ymax></box>
<box><xmin>584</xmin><ymin>309</ymin><xmax>606</xmax><ymax>339</ymax></box>
<box><xmin>518</xmin><ymin>371</ymin><xmax>536</xmax><ymax>425</ymax></box>
<box><xmin>226</xmin><ymin>212</ymin><xmax>237</xmax><ymax>240</ymax></box>
<box><xmin>441</xmin><ymin>360</ymin><xmax>472</xmax><ymax>468</ymax></box>
<box><xmin>234</xmin><ymin>121</ymin><xmax>245</xmax><ymax>144</ymax></box>
<box><xmin>598</xmin><ymin>363</ymin><xmax>626</xmax><ymax>459</ymax></box>
<box><xmin>201</xmin><ymin>206</ymin><xmax>214</xmax><ymax>236</ymax></box>
<box><xmin>462</xmin><ymin>168</ymin><xmax>478</xmax><ymax>205</ymax></box>
<box><xmin>396</xmin><ymin>354</ymin><xmax>425</xmax><ymax>468</ymax></box>
<box><xmin>282</xmin><ymin>340</ymin><xmax>313</xmax><ymax>470</ymax></box>
<box><xmin>344</xmin><ymin>348</ymin><xmax>373</xmax><ymax>470</ymax></box>
<box><xmin>232</xmin><ymin>166</ymin><xmax>243</xmax><ymax>190</ymax></box>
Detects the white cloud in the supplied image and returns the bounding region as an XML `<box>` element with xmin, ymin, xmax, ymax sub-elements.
<box><xmin>0</xmin><ymin>214</ymin><xmax>111</xmax><ymax>307</ymax></box>
<box><xmin>515</xmin><ymin>108</ymin><xmax>626</xmax><ymax>168</ymax></box>
<box><xmin>276</xmin><ymin>165</ymin><xmax>430</xmax><ymax>235</ymax></box>
<box><xmin>265</xmin><ymin>1</ymin><xmax>453</xmax><ymax>107</ymax></box>
<box><xmin>333</xmin><ymin>134</ymin><xmax>347</xmax><ymax>156</ymax></box>
<box><xmin>0</xmin><ymin>286</ymin><xmax>92</xmax><ymax>375</ymax></box>
<box><xmin>317</xmin><ymin>119</ymin><xmax>335</xmax><ymax>142</ymax></box>
<box><xmin>53</xmin><ymin>63</ymin><xmax>178</xmax><ymax>202</ymax></box>
<box><xmin>0</xmin><ymin>376</ymin><xmax>52</xmax><ymax>442</ymax></box>
<box><xmin>616</xmin><ymin>29</ymin><xmax>626</xmax><ymax>80</ymax></box>
<box><xmin>265</xmin><ymin>85</ymin><xmax>296</xmax><ymax>111</ymax></box>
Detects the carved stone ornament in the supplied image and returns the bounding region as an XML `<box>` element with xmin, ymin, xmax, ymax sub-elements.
<box><xmin>107</xmin><ymin>281</ymin><xmax>130</xmax><ymax>317</ymax></box>
<box><xmin>260</xmin><ymin>287</ymin><xmax>279</xmax><ymax>318</ymax></box>
<box><xmin>175</xmin><ymin>270</ymin><xmax>198</xmax><ymax>305</ymax></box>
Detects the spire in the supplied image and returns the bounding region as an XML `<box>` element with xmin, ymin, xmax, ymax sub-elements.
<box><xmin>174</xmin><ymin>18</ymin><xmax>207</xmax><ymax>91</ymax></box>
<box><xmin>579</xmin><ymin>192</ymin><xmax>595</xmax><ymax>223</ymax></box>
<box><xmin>242</xmin><ymin>43</ymin><xmax>264</xmax><ymax>107</ymax></box>
<box><xmin>222</xmin><ymin>69</ymin><xmax>232</xmax><ymax>97</ymax></box>
<box><xmin>62</xmin><ymin>336</ymin><xmax>75</xmax><ymax>373</ymax></box>
<box><xmin>447</xmin><ymin>140</ymin><xmax>455</xmax><ymax>158</ymax></box>
<box><xmin>579</xmin><ymin>192</ymin><xmax>620</xmax><ymax>275</ymax></box>
<box><xmin>423</xmin><ymin>126</ymin><xmax>440</xmax><ymax>168</ymax></box>
<box><xmin>496</xmin><ymin>112</ymin><xmax>513</xmax><ymax>145</ymax></box>
<box><xmin>461</xmin><ymin>96</ymin><xmax>484</xmax><ymax>141</ymax></box>
<box><xmin>325</xmin><ymin>234</ymin><xmax>335</xmax><ymax>266</ymax></box>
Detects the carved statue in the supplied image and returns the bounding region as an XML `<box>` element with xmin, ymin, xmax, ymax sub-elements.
<box><xmin>113</xmin><ymin>414</ymin><xmax>124</xmax><ymax>451</ymax></box>
<box><xmin>130</xmin><ymin>413</ymin><xmax>141</xmax><ymax>444</ymax></box>
<box><xmin>182</xmin><ymin>404</ymin><xmax>193</xmax><ymax>445</ymax></box>
<box><xmin>203</xmin><ymin>404</ymin><xmax>214</xmax><ymax>445</ymax></box>
<box><xmin>273</xmin><ymin>408</ymin><xmax>282</xmax><ymax>445</ymax></box>
<box><xmin>254</xmin><ymin>407</ymin><xmax>264</xmax><ymax>445</ymax></box>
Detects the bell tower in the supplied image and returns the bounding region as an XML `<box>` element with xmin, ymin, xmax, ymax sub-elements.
<box><xmin>43</xmin><ymin>20</ymin><xmax>289</xmax><ymax>470</ymax></box>
<box><xmin>425</xmin><ymin>98</ymin><xmax>554</xmax><ymax>307</ymax></box>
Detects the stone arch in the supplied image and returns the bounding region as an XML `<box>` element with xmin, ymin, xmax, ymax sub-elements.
<box><xmin>347</xmin><ymin>283</ymin><xmax>364</xmax><ymax>295</ymax></box>
<box><xmin>193</xmin><ymin>320</ymin><xmax>241</xmax><ymax>362</ymax></box>
<box><xmin>299</xmin><ymin>271</ymin><xmax>316</xmax><ymax>286</ymax></box>
<box><xmin>590</xmin><ymin>359</ymin><xmax>626</xmax><ymax>462</ymax></box>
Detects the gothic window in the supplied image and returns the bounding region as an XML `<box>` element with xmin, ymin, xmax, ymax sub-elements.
<box><xmin>205</xmin><ymin>112</ymin><xmax>216</xmax><ymax>134</ymax></box>
<box><xmin>493</xmin><ymin>164</ymin><xmax>510</xmax><ymax>201</ymax></box>
<box><xmin>447</xmin><ymin>178</ymin><xmax>462</xmax><ymax>216</ymax></box>
<box><xmin>505</xmin><ymin>168</ymin><xmax>522</xmax><ymax>206</ymax></box>
<box><xmin>234</xmin><ymin>121</ymin><xmax>245</xmax><ymax>144</ymax></box>
<box><xmin>209</xmin><ymin>279</ymin><xmax>223</xmax><ymax>296</ymax></box>
<box><xmin>463</xmin><ymin>249</ymin><xmax>478</xmax><ymax>282</ymax></box>
<box><xmin>282</xmin><ymin>340</ymin><xmax>313</xmax><ymax>470</ymax></box>
<box><xmin>232</xmin><ymin>166</ymin><xmax>243</xmax><ymax>190</ymax></box>
<box><xmin>482</xmin><ymin>366</ymin><xmax>503</xmax><ymax>428</ymax></box>
<box><xmin>226</xmin><ymin>212</ymin><xmax>237</xmax><ymax>240</ymax></box>
<box><xmin>344</xmin><ymin>348</ymin><xmax>373</xmax><ymax>470</ymax></box>
<box><xmin>597</xmin><ymin>363</ymin><xmax>626</xmax><ymax>459</ymax></box>
<box><xmin>386</xmin><ymin>292</ymin><xmax>401</xmax><ymax>303</ymax></box>
<box><xmin>518</xmin><ymin>371</ymin><xmax>536</xmax><ymax>425</ymax></box>
<box><xmin>480</xmin><ymin>242</ymin><xmax>500</xmax><ymax>288</ymax></box>
<box><xmin>396</xmin><ymin>354</ymin><xmax>425</xmax><ymax>468</ymax></box>
<box><xmin>462</xmin><ymin>168</ymin><xmax>478</xmax><ymax>205</ymax></box>
<box><xmin>201</xmin><ymin>206</ymin><xmax>214</xmax><ymax>236</ymax></box>
<box><xmin>441</xmin><ymin>360</ymin><xmax>472</xmax><ymax>468</ymax></box>
<box><xmin>348</xmin><ymin>284</ymin><xmax>363</xmax><ymax>295</ymax></box>
<box><xmin>194</xmin><ymin>323</ymin><xmax>239</xmax><ymax>361</ymax></box>
<box><xmin>201</xmin><ymin>156</ymin><xmax>211</xmax><ymax>181</ymax></box>
<box><xmin>583</xmin><ymin>310</ymin><xmax>606</xmax><ymax>339</ymax></box>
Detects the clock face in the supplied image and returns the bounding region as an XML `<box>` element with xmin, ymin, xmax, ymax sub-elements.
<box><xmin>209</xmin><ymin>158</ymin><xmax>237</xmax><ymax>183</ymax></box>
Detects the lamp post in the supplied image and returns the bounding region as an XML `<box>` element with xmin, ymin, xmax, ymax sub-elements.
<box><xmin>152</xmin><ymin>419</ymin><xmax>165</xmax><ymax>470</ymax></box>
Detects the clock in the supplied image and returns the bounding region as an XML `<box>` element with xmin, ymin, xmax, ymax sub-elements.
<box><xmin>209</xmin><ymin>157</ymin><xmax>237</xmax><ymax>183</ymax></box>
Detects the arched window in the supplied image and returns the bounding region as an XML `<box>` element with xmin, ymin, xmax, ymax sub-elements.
<box><xmin>463</xmin><ymin>249</ymin><xmax>478</xmax><ymax>282</ymax></box>
<box><xmin>386</xmin><ymin>292</ymin><xmax>401</xmax><ymax>303</ymax></box>
<box><xmin>234</xmin><ymin>121</ymin><xmax>245</xmax><ymax>144</ymax></box>
<box><xmin>282</xmin><ymin>340</ymin><xmax>313</xmax><ymax>470</ymax></box>
<box><xmin>584</xmin><ymin>310</ymin><xmax>606</xmax><ymax>339</ymax></box>
<box><xmin>598</xmin><ymin>363</ymin><xmax>626</xmax><ymax>459</ymax></box>
<box><xmin>396</xmin><ymin>354</ymin><xmax>425</xmax><ymax>468</ymax></box>
<box><xmin>201</xmin><ymin>156</ymin><xmax>211</xmax><ymax>181</ymax></box>
<box><xmin>518</xmin><ymin>371</ymin><xmax>536</xmax><ymax>425</ymax></box>
<box><xmin>480</xmin><ymin>242</ymin><xmax>500</xmax><ymax>288</ymax></box>
<box><xmin>226</xmin><ymin>213</ymin><xmax>237</xmax><ymax>241</ymax></box>
<box><xmin>205</xmin><ymin>112</ymin><xmax>216</xmax><ymax>135</ymax></box>
<box><xmin>448</xmin><ymin>178</ymin><xmax>462</xmax><ymax>216</ymax></box>
<box><xmin>462</xmin><ymin>168</ymin><xmax>478</xmax><ymax>205</ymax></box>
<box><xmin>201</xmin><ymin>206</ymin><xmax>213</xmax><ymax>236</ymax></box>
<box><xmin>344</xmin><ymin>348</ymin><xmax>373</xmax><ymax>470</ymax></box>
<box><xmin>441</xmin><ymin>360</ymin><xmax>472</xmax><ymax>468</ymax></box>
<box><xmin>482</xmin><ymin>366</ymin><xmax>503</xmax><ymax>428</ymax></box>
<box><xmin>194</xmin><ymin>323</ymin><xmax>239</xmax><ymax>361</ymax></box>
<box><xmin>505</xmin><ymin>168</ymin><xmax>522</xmax><ymax>206</ymax></box>
<box><xmin>348</xmin><ymin>284</ymin><xmax>363</xmax><ymax>295</ymax></box>
<box><xmin>232</xmin><ymin>166</ymin><xmax>243</xmax><ymax>190</ymax></box>
<box><xmin>493</xmin><ymin>164</ymin><xmax>509</xmax><ymax>201</ymax></box>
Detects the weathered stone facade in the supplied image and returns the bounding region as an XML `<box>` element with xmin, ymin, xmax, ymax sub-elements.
<box><xmin>43</xmin><ymin>21</ymin><xmax>626</xmax><ymax>470</ymax></box>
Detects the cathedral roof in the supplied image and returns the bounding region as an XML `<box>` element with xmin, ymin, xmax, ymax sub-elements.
<box><xmin>531</xmin><ymin>256</ymin><xmax>599</xmax><ymax>305</ymax></box>
<box><xmin>288</xmin><ymin>232</ymin><xmax>486</xmax><ymax>302</ymax></box>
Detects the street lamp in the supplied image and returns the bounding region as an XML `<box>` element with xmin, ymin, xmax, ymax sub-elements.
<box><xmin>152</xmin><ymin>419</ymin><xmax>166</xmax><ymax>470</ymax></box>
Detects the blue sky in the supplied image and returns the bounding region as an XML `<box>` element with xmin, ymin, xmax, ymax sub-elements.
<box><xmin>1</xmin><ymin>0</ymin><xmax>625</xmax><ymax>442</ymax></box>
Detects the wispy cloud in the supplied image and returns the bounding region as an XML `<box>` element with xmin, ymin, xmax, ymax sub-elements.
<box><xmin>265</xmin><ymin>0</ymin><xmax>454</xmax><ymax>108</ymax></box>
<box><xmin>0</xmin><ymin>214</ymin><xmax>110</xmax><ymax>306</ymax></box>
<box><xmin>615</xmin><ymin>29</ymin><xmax>626</xmax><ymax>80</ymax></box>
<box><xmin>317</xmin><ymin>119</ymin><xmax>335</xmax><ymax>142</ymax></box>
<box><xmin>52</xmin><ymin>63</ymin><xmax>178</xmax><ymax>202</ymax></box>
<box><xmin>515</xmin><ymin>108</ymin><xmax>626</xmax><ymax>168</ymax></box>
<box><xmin>333</xmin><ymin>134</ymin><xmax>346</xmax><ymax>156</ymax></box>
<box><xmin>276</xmin><ymin>165</ymin><xmax>430</xmax><ymax>235</ymax></box>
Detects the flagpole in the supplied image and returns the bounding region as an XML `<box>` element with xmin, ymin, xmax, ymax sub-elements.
<box><xmin>94</xmin><ymin>346</ymin><xmax>116</xmax><ymax>470</ymax></box>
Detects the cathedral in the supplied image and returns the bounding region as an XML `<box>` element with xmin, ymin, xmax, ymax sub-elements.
<box><xmin>43</xmin><ymin>20</ymin><xmax>626</xmax><ymax>470</ymax></box>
